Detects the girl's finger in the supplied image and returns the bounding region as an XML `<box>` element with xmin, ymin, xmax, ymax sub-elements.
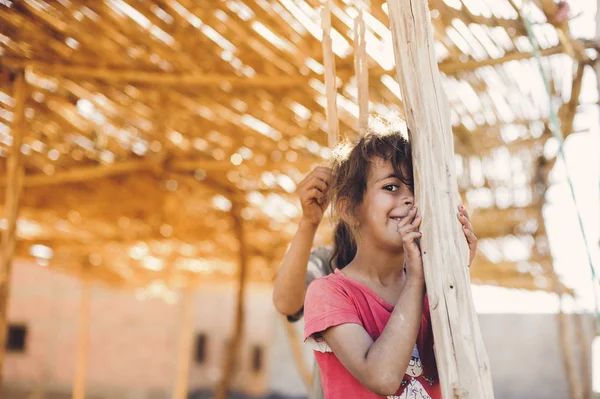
<box><xmin>399</xmin><ymin>214</ymin><xmax>421</xmax><ymax>233</ymax></box>
<box><xmin>306</xmin><ymin>188</ymin><xmax>324</xmax><ymax>201</ymax></box>
<box><xmin>411</xmin><ymin>214</ymin><xmax>422</xmax><ymax>228</ymax></box>
<box><xmin>310</xmin><ymin>178</ymin><xmax>328</xmax><ymax>193</ymax></box>
<box><xmin>314</xmin><ymin>169</ymin><xmax>333</xmax><ymax>183</ymax></box>
<box><xmin>457</xmin><ymin>212</ymin><xmax>474</xmax><ymax>231</ymax></box>
<box><xmin>458</xmin><ymin>204</ymin><xmax>470</xmax><ymax>220</ymax></box>
<box><xmin>402</xmin><ymin>231</ymin><xmax>422</xmax><ymax>244</ymax></box>
<box><xmin>314</xmin><ymin>166</ymin><xmax>332</xmax><ymax>175</ymax></box>
<box><xmin>464</xmin><ymin>226</ymin><xmax>478</xmax><ymax>244</ymax></box>
<box><xmin>397</xmin><ymin>207</ymin><xmax>418</xmax><ymax>228</ymax></box>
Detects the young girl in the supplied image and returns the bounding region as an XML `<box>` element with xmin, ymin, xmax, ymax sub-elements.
<box><xmin>304</xmin><ymin>130</ymin><xmax>443</xmax><ymax>399</ymax></box>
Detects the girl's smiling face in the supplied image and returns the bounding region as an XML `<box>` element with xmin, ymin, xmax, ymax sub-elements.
<box><xmin>354</xmin><ymin>157</ymin><xmax>414</xmax><ymax>252</ymax></box>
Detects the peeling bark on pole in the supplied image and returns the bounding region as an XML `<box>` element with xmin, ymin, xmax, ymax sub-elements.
<box><xmin>215</xmin><ymin>202</ymin><xmax>248</xmax><ymax>399</ymax></box>
<box><xmin>0</xmin><ymin>70</ymin><xmax>26</xmax><ymax>386</ymax></box>
<box><xmin>385</xmin><ymin>1</ymin><xmax>494</xmax><ymax>397</ymax></box>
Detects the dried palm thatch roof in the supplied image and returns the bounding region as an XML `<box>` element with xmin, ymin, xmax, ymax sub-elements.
<box><xmin>0</xmin><ymin>0</ymin><xmax>596</xmax><ymax>294</ymax></box>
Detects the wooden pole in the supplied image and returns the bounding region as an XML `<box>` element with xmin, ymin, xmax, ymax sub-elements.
<box><xmin>354</xmin><ymin>9</ymin><xmax>369</xmax><ymax>134</ymax></box>
<box><xmin>385</xmin><ymin>1</ymin><xmax>494</xmax><ymax>397</ymax></box>
<box><xmin>561</xmin><ymin>61</ymin><xmax>585</xmax><ymax>139</ymax></box>
<box><xmin>214</xmin><ymin>202</ymin><xmax>248</xmax><ymax>399</ymax></box>
<box><xmin>557</xmin><ymin>295</ymin><xmax>583</xmax><ymax>399</ymax></box>
<box><xmin>72</xmin><ymin>277</ymin><xmax>91</xmax><ymax>399</ymax></box>
<box><xmin>596</xmin><ymin>0</ymin><xmax>600</xmax><ymax>261</ymax></box>
<box><xmin>171</xmin><ymin>287</ymin><xmax>195</xmax><ymax>399</ymax></box>
<box><xmin>0</xmin><ymin>69</ymin><xmax>26</xmax><ymax>386</ymax></box>
<box><xmin>280</xmin><ymin>314</ymin><xmax>312</xmax><ymax>389</ymax></box>
<box><xmin>575</xmin><ymin>312</ymin><xmax>593</xmax><ymax>399</ymax></box>
<box><xmin>321</xmin><ymin>0</ymin><xmax>339</xmax><ymax>148</ymax></box>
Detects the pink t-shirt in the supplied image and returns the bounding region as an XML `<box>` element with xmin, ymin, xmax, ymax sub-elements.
<box><xmin>304</xmin><ymin>269</ymin><xmax>441</xmax><ymax>399</ymax></box>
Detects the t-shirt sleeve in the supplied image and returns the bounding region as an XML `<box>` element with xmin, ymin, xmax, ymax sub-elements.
<box><xmin>287</xmin><ymin>246</ymin><xmax>333</xmax><ymax>323</ymax></box>
<box><xmin>303</xmin><ymin>277</ymin><xmax>362</xmax><ymax>342</ymax></box>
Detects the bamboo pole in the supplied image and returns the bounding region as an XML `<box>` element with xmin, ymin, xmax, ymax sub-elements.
<box><xmin>354</xmin><ymin>9</ymin><xmax>369</xmax><ymax>134</ymax></box>
<box><xmin>171</xmin><ymin>287</ymin><xmax>195</xmax><ymax>399</ymax></box>
<box><xmin>385</xmin><ymin>1</ymin><xmax>494</xmax><ymax>397</ymax></box>
<box><xmin>72</xmin><ymin>277</ymin><xmax>91</xmax><ymax>399</ymax></box>
<box><xmin>321</xmin><ymin>0</ymin><xmax>339</xmax><ymax>148</ymax></box>
<box><xmin>280</xmin><ymin>314</ymin><xmax>312</xmax><ymax>389</ymax></box>
<box><xmin>214</xmin><ymin>202</ymin><xmax>248</xmax><ymax>399</ymax></box>
<box><xmin>0</xmin><ymin>70</ymin><xmax>26</xmax><ymax>386</ymax></box>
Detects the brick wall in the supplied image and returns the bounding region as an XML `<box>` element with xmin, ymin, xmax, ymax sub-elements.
<box><xmin>4</xmin><ymin>260</ymin><xmax>284</xmax><ymax>398</ymax></box>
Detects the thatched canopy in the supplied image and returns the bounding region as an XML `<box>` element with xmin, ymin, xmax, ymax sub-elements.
<box><xmin>0</xmin><ymin>0</ymin><xmax>595</xmax><ymax>294</ymax></box>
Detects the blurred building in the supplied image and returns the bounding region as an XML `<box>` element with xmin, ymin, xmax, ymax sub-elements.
<box><xmin>4</xmin><ymin>260</ymin><xmax>595</xmax><ymax>399</ymax></box>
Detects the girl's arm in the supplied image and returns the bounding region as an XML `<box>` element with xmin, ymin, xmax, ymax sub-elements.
<box><xmin>273</xmin><ymin>167</ymin><xmax>332</xmax><ymax>316</ymax></box>
<box><xmin>321</xmin><ymin>278</ymin><xmax>425</xmax><ymax>396</ymax></box>
<box><xmin>322</xmin><ymin>206</ymin><xmax>425</xmax><ymax>395</ymax></box>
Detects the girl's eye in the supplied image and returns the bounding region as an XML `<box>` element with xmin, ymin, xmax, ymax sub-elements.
<box><xmin>383</xmin><ymin>184</ymin><xmax>398</xmax><ymax>192</ymax></box>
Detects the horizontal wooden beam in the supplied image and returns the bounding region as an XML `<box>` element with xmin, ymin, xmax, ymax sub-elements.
<box><xmin>438</xmin><ymin>45</ymin><xmax>565</xmax><ymax>74</ymax></box>
<box><xmin>472</xmin><ymin>204</ymin><xmax>542</xmax><ymax>239</ymax></box>
<box><xmin>0</xmin><ymin>159</ymin><xmax>159</xmax><ymax>188</ymax></box>
<box><xmin>471</xmin><ymin>257</ymin><xmax>573</xmax><ymax>295</ymax></box>
<box><xmin>0</xmin><ymin>58</ymin><xmax>310</xmax><ymax>88</ymax></box>
<box><xmin>2</xmin><ymin>43</ymin><xmax>580</xmax><ymax>90</ymax></box>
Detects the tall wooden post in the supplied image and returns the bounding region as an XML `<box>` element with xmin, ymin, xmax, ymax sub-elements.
<box><xmin>0</xmin><ymin>70</ymin><xmax>26</xmax><ymax>385</ymax></box>
<box><xmin>321</xmin><ymin>0</ymin><xmax>339</xmax><ymax>148</ymax></box>
<box><xmin>73</xmin><ymin>277</ymin><xmax>91</xmax><ymax>399</ymax></box>
<box><xmin>557</xmin><ymin>295</ymin><xmax>583</xmax><ymax>399</ymax></box>
<box><xmin>386</xmin><ymin>1</ymin><xmax>494</xmax><ymax>397</ymax></box>
<box><xmin>575</xmin><ymin>313</ymin><xmax>593</xmax><ymax>399</ymax></box>
<box><xmin>596</xmin><ymin>0</ymin><xmax>600</xmax><ymax>260</ymax></box>
<box><xmin>353</xmin><ymin>9</ymin><xmax>369</xmax><ymax>134</ymax></box>
<box><xmin>171</xmin><ymin>287</ymin><xmax>195</xmax><ymax>399</ymax></box>
<box><xmin>215</xmin><ymin>201</ymin><xmax>248</xmax><ymax>399</ymax></box>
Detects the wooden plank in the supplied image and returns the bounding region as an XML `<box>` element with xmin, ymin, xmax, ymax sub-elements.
<box><xmin>438</xmin><ymin>45</ymin><xmax>565</xmax><ymax>74</ymax></box>
<box><xmin>73</xmin><ymin>277</ymin><xmax>91</xmax><ymax>399</ymax></box>
<box><xmin>171</xmin><ymin>287</ymin><xmax>195</xmax><ymax>399</ymax></box>
<box><xmin>385</xmin><ymin>1</ymin><xmax>494</xmax><ymax>397</ymax></box>
<box><xmin>321</xmin><ymin>0</ymin><xmax>340</xmax><ymax>148</ymax></box>
<box><xmin>214</xmin><ymin>202</ymin><xmax>248</xmax><ymax>399</ymax></box>
<box><xmin>0</xmin><ymin>159</ymin><xmax>159</xmax><ymax>188</ymax></box>
<box><xmin>354</xmin><ymin>10</ymin><xmax>369</xmax><ymax>134</ymax></box>
<box><xmin>0</xmin><ymin>57</ymin><xmax>308</xmax><ymax>88</ymax></box>
<box><xmin>0</xmin><ymin>70</ymin><xmax>26</xmax><ymax>386</ymax></box>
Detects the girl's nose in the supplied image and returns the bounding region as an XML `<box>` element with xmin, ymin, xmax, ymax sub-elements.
<box><xmin>404</xmin><ymin>197</ymin><xmax>414</xmax><ymax>207</ymax></box>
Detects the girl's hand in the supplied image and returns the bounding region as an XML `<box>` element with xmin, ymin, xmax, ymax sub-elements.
<box><xmin>457</xmin><ymin>204</ymin><xmax>477</xmax><ymax>266</ymax></box>
<box><xmin>297</xmin><ymin>166</ymin><xmax>332</xmax><ymax>227</ymax></box>
<box><xmin>397</xmin><ymin>207</ymin><xmax>423</xmax><ymax>283</ymax></box>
